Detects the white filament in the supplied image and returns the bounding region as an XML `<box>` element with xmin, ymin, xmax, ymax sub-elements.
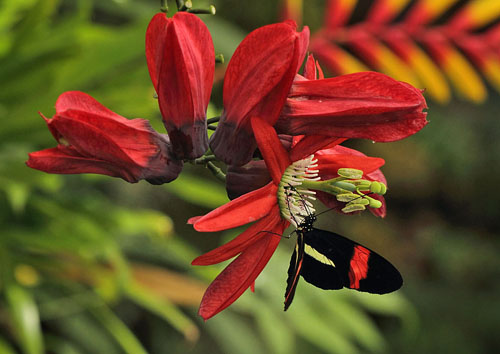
<box><xmin>278</xmin><ymin>155</ymin><xmax>319</xmax><ymax>227</ymax></box>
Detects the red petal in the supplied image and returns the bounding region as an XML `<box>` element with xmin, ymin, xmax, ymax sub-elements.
<box><xmin>188</xmin><ymin>216</ymin><xmax>203</xmax><ymax>224</ymax></box>
<box><xmin>316</xmin><ymin>60</ymin><xmax>325</xmax><ymax>79</ymax></box>
<box><xmin>26</xmin><ymin>147</ymin><xmax>140</xmax><ymax>182</ymax></box>
<box><xmin>34</xmin><ymin>93</ymin><xmax>183</xmax><ymax>184</ymax></box>
<box><xmin>156</xmin><ymin>12</ymin><xmax>213</xmax><ymax>159</ymax></box>
<box><xmin>198</xmin><ymin>220</ymin><xmax>286</xmax><ymax>320</ymax></box>
<box><xmin>278</xmin><ymin>72</ymin><xmax>428</xmax><ymax>142</ymax></box>
<box><xmin>222</xmin><ymin>22</ymin><xmax>305</xmax><ymax>125</ymax></box>
<box><xmin>192</xmin><ymin>206</ymin><xmax>283</xmax><ymax>265</ymax></box>
<box><xmin>226</xmin><ymin>160</ymin><xmax>271</xmax><ymax>200</ymax></box>
<box><xmin>289</xmin><ymin>136</ymin><xmax>345</xmax><ymax>162</ymax></box>
<box><xmin>303</xmin><ymin>54</ymin><xmax>317</xmax><ymax>80</ymax></box>
<box><xmin>193</xmin><ymin>183</ymin><xmax>278</xmax><ymax>232</ymax></box>
<box><xmin>251</xmin><ymin>117</ymin><xmax>290</xmax><ymax>185</ymax></box>
<box><xmin>316</xmin><ymin>145</ymin><xmax>385</xmax><ymax>177</ymax></box>
<box><xmin>50</xmin><ymin>111</ymin><xmax>158</xmax><ymax>167</ymax></box>
<box><xmin>158</xmin><ymin>12</ymin><xmax>214</xmax><ymax>125</ymax></box>
<box><xmin>54</xmin><ymin>91</ymin><xmax>123</xmax><ymax>121</ymax></box>
<box><xmin>210</xmin><ymin>22</ymin><xmax>309</xmax><ymax>165</ymax></box>
<box><xmin>146</xmin><ymin>13</ymin><xmax>170</xmax><ymax>91</ymax></box>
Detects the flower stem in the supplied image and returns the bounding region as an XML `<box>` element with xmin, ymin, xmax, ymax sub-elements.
<box><xmin>192</xmin><ymin>155</ymin><xmax>217</xmax><ymax>165</ymax></box>
<box><xmin>187</xmin><ymin>5</ymin><xmax>216</xmax><ymax>15</ymax></box>
<box><xmin>207</xmin><ymin>117</ymin><xmax>220</xmax><ymax>124</ymax></box>
<box><xmin>160</xmin><ymin>0</ymin><xmax>168</xmax><ymax>13</ymax></box>
<box><xmin>298</xmin><ymin>179</ymin><xmax>324</xmax><ymax>190</ymax></box>
<box><xmin>215</xmin><ymin>54</ymin><xmax>224</xmax><ymax>64</ymax></box>
<box><xmin>206</xmin><ymin>162</ymin><xmax>226</xmax><ymax>182</ymax></box>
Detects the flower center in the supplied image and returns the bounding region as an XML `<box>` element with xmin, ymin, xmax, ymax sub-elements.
<box><xmin>277</xmin><ymin>155</ymin><xmax>319</xmax><ymax>227</ymax></box>
<box><xmin>278</xmin><ymin>161</ymin><xmax>388</xmax><ymax>224</ymax></box>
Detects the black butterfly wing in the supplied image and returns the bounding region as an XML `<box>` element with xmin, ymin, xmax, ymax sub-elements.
<box><xmin>301</xmin><ymin>228</ymin><xmax>403</xmax><ymax>294</ymax></box>
<box><xmin>284</xmin><ymin>232</ymin><xmax>305</xmax><ymax>311</ymax></box>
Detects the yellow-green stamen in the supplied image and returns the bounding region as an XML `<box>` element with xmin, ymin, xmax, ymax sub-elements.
<box><xmin>278</xmin><ymin>165</ymin><xmax>387</xmax><ymax>218</ymax></box>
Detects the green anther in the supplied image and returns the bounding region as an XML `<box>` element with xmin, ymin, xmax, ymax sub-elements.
<box><xmin>363</xmin><ymin>195</ymin><xmax>382</xmax><ymax>208</ymax></box>
<box><xmin>342</xmin><ymin>204</ymin><xmax>366</xmax><ymax>213</ymax></box>
<box><xmin>328</xmin><ymin>181</ymin><xmax>357</xmax><ymax>192</ymax></box>
<box><xmin>337</xmin><ymin>168</ymin><xmax>363</xmax><ymax>179</ymax></box>
<box><xmin>370</xmin><ymin>181</ymin><xmax>387</xmax><ymax>195</ymax></box>
<box><xmin>347</xmin><ymin>198</ymin><xmax>369</xmax><ymax>206</ymax></box>
<box><xmin>350</xmin><ymin>180</ymin><xmax>372</xmax><ymax>190</ymax></box>
<box><xmin>336</xmin><ymin>193</ymin><xmax>360</xmax><ymax>202</ymax></box>
<box><xmin>290</xmin><ymin>165</ymin><xmax>386</xmax><ymax>216</ymax></box>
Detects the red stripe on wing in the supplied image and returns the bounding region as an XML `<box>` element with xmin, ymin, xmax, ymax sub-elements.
<box><xmin>348</xmin><ymin>245</ymin><xmax>370</xmax><ymax>289</ymax></box>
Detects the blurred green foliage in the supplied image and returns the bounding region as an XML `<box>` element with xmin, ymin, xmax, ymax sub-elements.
<box><xmin>0</xmin><ymin>0</ymin><xmax>498</xmax><ymax>353</ymax></box>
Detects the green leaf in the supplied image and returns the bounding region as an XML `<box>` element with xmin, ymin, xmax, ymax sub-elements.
<box><xmin>4</xmin><ymin>182</ymin><xmax>29</xmax><ymax>214</ymax></box>
<box><xmin>8</xmin><ymin>0</ymin><xmax>60</xmax><ymax>54</ymax></box>
<box><xmin>5</xmin><ymin>284</ymin><xmax>44</xmax><ymax>354</ymax></box>
<box><xmin>44</xmin><ymin>335</ymin><xmax>82</xmax><ymax>354</ymax></box>
<box><xmin>164</xmin><ymin>173</ymin><xmax>228</xmax><ymax>209</ymax></box>
<box><xmin>254</xmin><ymin>303</ymin><xmax>295</xmax><ymax>354</ymax></box>
<box><xmin>90</xmin><ymin>304</ymin><xmax>147</xmax><ymax>354</ymax></box>
<box><xmin>51</xmin><ymin>311</ymin><xmax>121</xmax><ymax>354</ymax></box>
<box><xmin>112</xmin><ymin>208</ymin><xmax>174</xmax><ymax>239</ymax></box>
<box><xmin>203</xmin><ymin>311</ymin><xmax>266</xmax><ymax>354</ymax></box>
<box><xmin>0</xmin><ymin>336</ymin><xmax>16</xmax><ymax>354</ymax></box>
<box><xmin>286</xmin><ymin>299</ymin><xmax>358</xmax><ymax>354</ymax></box>
<box><xmin>125</xmin><ymin>282</ymin><xmax>199</xmax><ymax>342</ymax></box>
<box><xmin>318</xmin><ymin>292</ymin><xmax>385</xmax><ymax>352</ymax></box>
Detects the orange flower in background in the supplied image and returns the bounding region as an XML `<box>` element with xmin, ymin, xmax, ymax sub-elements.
<box><xmin>285</xmin><ymin>0</ymin><xmax>500</xmax><ymax>103</ymax></box>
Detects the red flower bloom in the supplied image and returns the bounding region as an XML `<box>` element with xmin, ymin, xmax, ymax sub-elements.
<box><xmin>190</xmin><ymin>117</ymin><xmax>386</xmax><ymax>320</ymax></box>
<box><xmin>26</xmin><ymin>91</ymin><xmax>182</xmax><ymax>184</ymax></box>
<box><xmin>209</xmin><ymin>20</ymin><xmax>309</xmax><ymax>165</ymax></box>
<box><xmin>226</xmin><ymin>142</ymin><xmax>387</xmax><ymax>217</ymax></box>
<box><xmin>146</xmin><ymin>12</ymin><xmax>214</xmax><ymax>160</ymax></box>
<box><xmin>276</xmin><ymin>70</ymin><xmax>428</xmax><ymax>142</ymax></box>
<box><xmin>212</xmin><ymin>25</ymin><xmax>427</xmax><ymax>165</ymax></box>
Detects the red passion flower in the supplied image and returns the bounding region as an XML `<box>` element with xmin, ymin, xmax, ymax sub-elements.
<box><xmin>146</xmin><ymin>12</ymin><xmax>214</xmax><ymax>160</ymax></box>
<box><xmin>276</xmin><ymin>59</ymin><xmax>428</xmax><ymax>142</ymax></box>
<box><xmin>226</xmin><ymin>142</ymin><xmax>388</xmax><ymax>217</ymax></box>
<box><xmin>190</xmin><ymin>117</ymin><xmax>387</xmax><ymax>320</ymax></box>
<box><xmin>209</xmin><ymin>20</ymin><xmax>309</xmax><ymax>166</ymax></box>
<box><xmin>26</xmin><ymin>91</ymin><xmax>182</xmax><ymax>184</ymax></box>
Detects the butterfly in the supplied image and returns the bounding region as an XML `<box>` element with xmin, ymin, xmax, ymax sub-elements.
<box><xmin>284</xmin><ymin>194</ymin><xmax>403</xmax><ymax>310</ymax></box>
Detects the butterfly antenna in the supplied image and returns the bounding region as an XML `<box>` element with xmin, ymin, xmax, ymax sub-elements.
<box><xmin>256</xmin><ymin>230</ymin><xmax>292</xmax><ymax>239</ymax></box>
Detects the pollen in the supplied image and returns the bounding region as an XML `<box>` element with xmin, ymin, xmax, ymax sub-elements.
<box><xmin>277</xmin><ymin>155</ymin><xmax>319</xmax><ymax>227</ymax></box>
